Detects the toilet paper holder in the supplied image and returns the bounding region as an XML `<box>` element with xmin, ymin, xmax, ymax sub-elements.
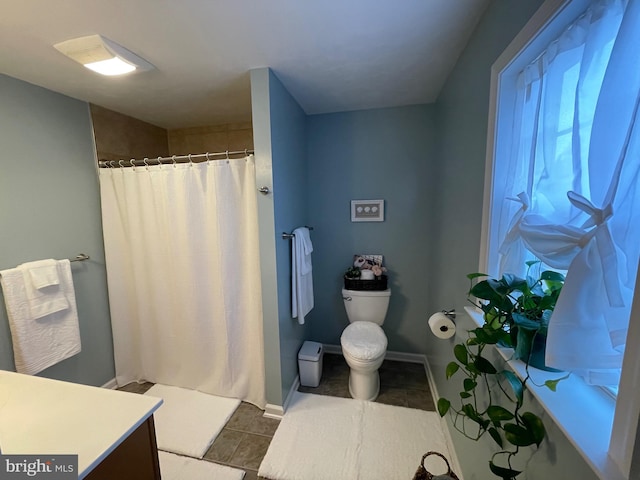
<box><xmin>441</xmin><ymin>309</ymin><xmax>456</xmax><ymax>320</ymax></box>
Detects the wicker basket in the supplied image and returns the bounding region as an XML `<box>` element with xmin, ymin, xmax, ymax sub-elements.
<box><xmin>412</xmin><ymin>451</ymin><xmax>460</xmax><ymax>480</ymax></box>
<box><xmin>344</xmin><ymin>275</ymin><xmax>388</xmax><ymax>291</ymax></box>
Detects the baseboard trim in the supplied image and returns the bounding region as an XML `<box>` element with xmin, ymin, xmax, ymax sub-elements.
<box><xmin>322</xmin><ymin>344</ymin><xmax>427</xmax><ymax>365</ymax></box>
<box><xmin>263</xmin><ymin>403</ymin><xmax>284</xmax><ymax>419</ymax></box>
<box><xmin>263</xmin><ymin>374</ymin><xmax>301</xmax><ymax>420</ymax></box>
<box><xmin>101</xmin><ymin>378</ymin><xmax>118</xmax><ymax>389</ymax></box>
<box><xmin>322</xmin><ymin>344</ymin><xmax>342</xmax><ymax>355</ymax></box>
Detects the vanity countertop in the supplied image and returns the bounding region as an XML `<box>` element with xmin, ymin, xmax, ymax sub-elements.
<box><xmin>0</xmin><ymin>371</ymin><xmax>162</xmax><ymax>478</ymax></box>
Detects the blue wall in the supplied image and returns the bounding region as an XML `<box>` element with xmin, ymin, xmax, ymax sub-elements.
<box><xmin>306</xmin><ymin>105</ymin><xmax>438</xmax><ymax>353</ymax></box>
<box><xmin>0</xmin><ymin>74</ymin><xmax>115</xmax><ymax>386</ymax></box>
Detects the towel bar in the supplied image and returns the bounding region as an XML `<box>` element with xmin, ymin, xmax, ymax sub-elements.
<box><xmin>282</xmin><ymin>227</ymin><xmax>314</xmax><ymax>240</ymax></box>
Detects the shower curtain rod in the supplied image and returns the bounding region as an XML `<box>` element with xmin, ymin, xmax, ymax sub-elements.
<box><xmin>98</xmin><ymin>149</ymin><xmax>254</xmax><ymax>168</ymax></box>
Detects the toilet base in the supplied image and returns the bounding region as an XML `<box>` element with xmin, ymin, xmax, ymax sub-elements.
<box><xmin>348</xmin><ymin>368</ymin><xmax>380</xmax><ymax>401</ymax></box>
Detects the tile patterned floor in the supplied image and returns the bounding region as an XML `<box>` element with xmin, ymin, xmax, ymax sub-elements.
<box><xmin>119</xmin><ymin>353</ymin><xmax>435</xmax><ymax>479</ymax></box>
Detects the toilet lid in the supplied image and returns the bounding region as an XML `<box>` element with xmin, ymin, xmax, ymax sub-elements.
<box><xmin>340</xmin><ymin>322</ymin><xmax>387</xmax><ymax>360</ymax></box>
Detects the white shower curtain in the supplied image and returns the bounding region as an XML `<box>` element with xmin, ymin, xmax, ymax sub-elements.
<box><xmin>99</xmin><ymin>156</ymin><xmax>266</xmax><ymax>408</ymax></box>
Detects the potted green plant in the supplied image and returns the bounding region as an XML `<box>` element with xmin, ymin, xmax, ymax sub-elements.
<box><xmin>468</xmin><ymin>260</ymin><xmax>565</xmax><ymax>371</ymax></box>
<box><xmin>437</xmin><ymin>261</ymin><xmax>568</xmax><ymax>480</ymax></box>
<box><xmin>344</xmin><ymin>266</ymin><xmax>361</xmax><ymax>279</ymax></box>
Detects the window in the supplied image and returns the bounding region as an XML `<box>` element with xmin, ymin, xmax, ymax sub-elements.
<box><xmin>486</xmin><ymin>0</ymin><xmax>639</xmax><ymax>387</ymax></box>
<box><xmin>481</xmin><ymin>0</ymin><xmax>640</xmax><ymax>477</ymax></box>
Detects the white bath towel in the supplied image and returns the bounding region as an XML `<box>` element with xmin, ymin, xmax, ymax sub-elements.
<box><xmin>291</xmin><ymin>227</ymin><xmax>314</xmax><ymax>325</ymax></box>
<box><xmin>0</xmin><ymin>259</ymin><xmax>81</xmax><ymax>375</ymax></box>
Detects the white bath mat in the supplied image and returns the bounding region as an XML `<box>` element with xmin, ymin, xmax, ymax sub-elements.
<box><xmin>258</xmin><ymin>392</ymin><xmax>453</xmax><ymax>480</ymax></box>
<box><xmin>145</xmin><ymin>384</ymin><xmax>240</xmax><ymax>458</ymax></box>
<box><xmin>159</xmin><ymin>451</ymin><xmax>245</xmax><ymax>480</ymax></box>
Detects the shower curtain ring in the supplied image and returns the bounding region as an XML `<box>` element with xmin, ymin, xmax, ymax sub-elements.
<box><xmin>172</xmin><ymin>155</ymin><xmax>177</xmax><ymax>167</ymax></box>
<box><xmin>143</xmin><ymin>158</ymin><xmax>149</xmax><ymax>167</ymax></box>
<box><xmin>225</xmin><ymin>150</ymin><xmax>229</xmax><ymax>159</ymax></box>
<box><xmin>130</xmin><ymin>159</ymin><xmax>136</xmax><ymax>168</ymax></box>
<box><xmin>188</xmin><ymin>154</ymin><xmax>193</xmax><ymax>166</ymax></box>
<box><xmin>205</xmin><ymin>152</ymin><xmax>211</xmax><ymax>161</ymax></box>
<box><xmin>119</xmin><ymin>159</ymin><xmax>125</xmax><ymax>168</ymax></box>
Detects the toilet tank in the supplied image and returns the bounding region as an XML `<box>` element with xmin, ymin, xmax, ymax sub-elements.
<box><xmin>342</xmin><ymin>288</ymin><xmax>391</xmax><ymax>325</ymax></box>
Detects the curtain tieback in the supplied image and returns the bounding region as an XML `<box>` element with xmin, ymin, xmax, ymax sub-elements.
<box><xmin>567</xmin><ymin>191</ymin><xmax>623</xmax><ymax>307</ymax></box>
<box><xmin>498</xmin><ymin>192</ymin><xmax>530</xmax><ymax>255</ymax></box>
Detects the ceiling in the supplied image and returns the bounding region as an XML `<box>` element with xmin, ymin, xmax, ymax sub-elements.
<box><xmin>1</xmin><ymin>1</ymin><xmax>490</xmax><ymax>129</ymax></box>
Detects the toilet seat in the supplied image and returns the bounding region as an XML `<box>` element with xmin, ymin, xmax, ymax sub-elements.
<box><xmin>340</xmin><ymin>322</ymin><xmax>387</xmax><ymax>360</ymax></box>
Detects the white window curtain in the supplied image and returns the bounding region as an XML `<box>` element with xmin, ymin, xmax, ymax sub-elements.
<box><xmin>497</xmin><ymin>0</ymin><xmax>640</xmax><ymax>386</ymax></box>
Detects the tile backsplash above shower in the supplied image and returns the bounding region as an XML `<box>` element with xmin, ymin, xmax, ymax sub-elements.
<box><xmin>168</xmin><ymin>123</ymin><xmax>254</xmax><ymax>156</ymax></box>
<box><xmin>90</xmin><ymin>104</ymin><xmax>254</xmax><ymax>164</ymax></box>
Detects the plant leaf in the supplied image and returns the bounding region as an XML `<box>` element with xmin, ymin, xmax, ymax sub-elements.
<box><xmin>462</xmin><ymin>403</ymin><xmax>483</xmax><ymax>425</ymax></box>
<box><xmin>543</xmin><ymin>373</ymin><xmax>570</xmax><ymax>391</ymax></box>
<box><xmin>541</xmin><ymin>270</ymin><xmax>565</xmax><ymax>282</ymax></box>
<box><xmin>467</xmin><ymin>272</ymin><xmax>489</xmax><ymax>280</ymax></box>
<box><xmin>437</xmin><ymin>398</ymin><xmax>450</xmax><ymax>417</ymax></box>
<box><xmin>475</xmin><ymin>325</ymin><xmax>510</xmax><ymax>345</ymax></box>
<box><xmin>488</xmin><ymin>427</ymin><xmax>503</xmax><ymax>448</ymax></box>
<box><xmin>522</xmin><ymin>412</ymin><xmax>546</xmax><ymax>447</ymax></box>
<box><xmin>445</xmin><ymin>361</ymin><xmax>460</xmax><ymax>379</ymax></box>
<box><xmin>454</xmin><ymin>344</ymin><xmax>468</xmax><ymax>365</ymax></box>
<box><xmin>504</xmin><ymin>423</ymin><xmax>536</xmax><ymax>446</ymax></box>
<box><xmin>512</xmin><ymin>313</ymin><xmax>541</xmax><ymax>330</ymax></box>
<box><xmin>466</xmin><ymin>363</ymin><xmax>480</xmax><ymax>375</ymax></box>
<box><xmin>487</xmin><ymin>405</ymin><xmax>515</xmax><ymax>422</ymax></box>
<box><xmin>489</xmin><ymin>460</ymin><xmax>523</xmax><ymax>479</ymax></box>
<box><xmin>463</xmin><ymin>378</ymin><xmax>477</xmax><ymax>391</ymax></box>
<box><xmin>469</xmin><ymin>280</ymin><xmax>504</xmax><ymax>303</ymax></box>
<box><xmin>501</xmin><ymin>370</ymin><xmax>524</xmax><ymax>405</ymax></box>
<box><xmin>474</xmin><ymin>355</ymin><xmax>497</xmax><ymax>374</ymax></box>
<box><xmin>460</xmin><ymin>391</ymin><xmax>472</xmax><ymax>399</ymax></box>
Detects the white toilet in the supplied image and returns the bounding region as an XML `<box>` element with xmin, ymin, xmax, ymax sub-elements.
<box><xmin>340</xmin><ymin>288</ymin><xmax>391</xmax><ymax>401</ymax></box>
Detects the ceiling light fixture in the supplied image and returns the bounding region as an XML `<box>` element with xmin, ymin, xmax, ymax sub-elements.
<box><xmin>53</xmin><ymin>34</ymin><xmax>153</xmax><ymax>76</ymax></box>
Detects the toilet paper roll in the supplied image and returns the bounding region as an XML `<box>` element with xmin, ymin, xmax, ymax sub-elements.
<box><xmin>360</xmin><ymin>269</ymin><xmax>375</xmax><ymax>280</ymax></box>
<box><xmin>428</xmin><ymin>312</ymin><xmax>456</xmax><ymax>339</ymax></box>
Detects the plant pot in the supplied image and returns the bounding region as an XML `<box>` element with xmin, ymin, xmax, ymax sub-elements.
<box><xmin>514</xmin><ymin>327</ymin><xmax>562</xmax><ymax>372</ymax></box>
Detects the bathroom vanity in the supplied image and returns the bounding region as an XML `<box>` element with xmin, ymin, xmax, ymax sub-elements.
<box><xmin>0</xmin><ymin>371</ymin><xmax>162</xmax><ymax>479</ymax></box>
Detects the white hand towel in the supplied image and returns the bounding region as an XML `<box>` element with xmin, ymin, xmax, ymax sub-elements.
<box><xmin>19</xmin><ymin>259</ymin><xmax>69</xmax><ymax>319</ymax></box>
<box><xmin>296</xmin><ymin>228</ymin><xmax>314</xmax><ymax>275</ymax></box>
<box><xmin>292</xmin><ymin>227</ymin><xmax>314</xmax><ymax>324</ymax></box>
<box><xmin>0</xmin><ymin>259</ymin><xmax>81</xmax><ymax>375</ymax></box>
<box><xmin>23</xmin><ymin>259</ymin><xmax>60</xmax><ymax>289</ymax></box>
